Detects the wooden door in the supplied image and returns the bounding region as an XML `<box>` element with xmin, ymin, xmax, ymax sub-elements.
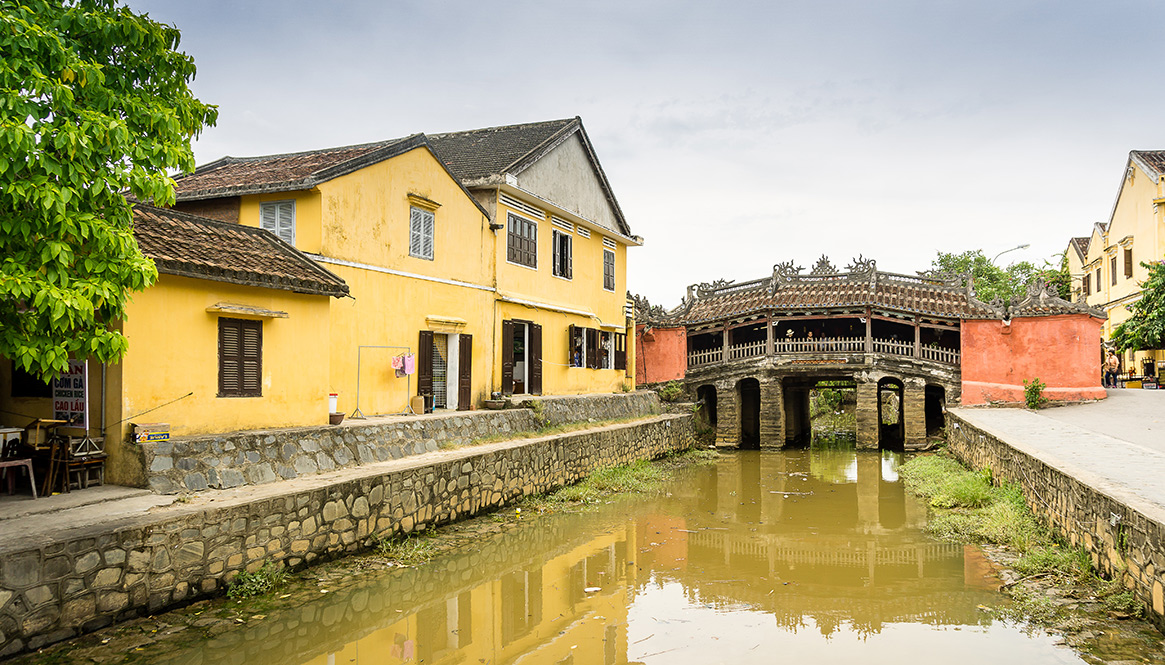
<box><xmin>418</xmin><ymin>330</ymin><xmax>433</xmax><ymax>403</ymax></box>
<box><xmin>501</xmin><ymin>320</ymin><xmax>514</xmax><ymax>396</ymax></box>
<box><xmin>458</xmin><ymin>334</ymin><xmax>472</xmax><ymax>410</ymax></box>
<box><xmin>529</xmin><ymin>323</ymin><xmax>542</xmax><ymax>395</ymax></box>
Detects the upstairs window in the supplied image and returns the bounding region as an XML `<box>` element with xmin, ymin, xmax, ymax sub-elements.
<box><xmin>552</xmin><ymin>230</ymin><xmax>572</xmax><ymax>279</ymax></box>
<box><xmin>603</xmin><ymin>249</ymin><xmax>616</xmax><ymax>291</ymax></box>
<box><xmin>409</xmin><ymin>206</ymin><xmax>435</xmax><ymax>260</ymax></box>
<box><xmin>507</xmin><ymin>213</ymin><xmax>537</xmax><ymax>268</ymax></box>
<box><xmin>1111</xmin><ymin>257</ymin><xmax>1117</xmax><ymax>286</ymax></box>
<box><xmin>219</xmin><ymin>318</ymin><xmax>262</xmax><ymax>397</ymax></box>
<box><xmin>260</xmin><ymin>200</ymin><xmax>295</xmax><ymax>245</ymax></box>
<box><xmin>1083</xmin><ymin>273</ymin><xmax>1091</xmax><ymax>296</ymax></box>
<box><xmin>1125</xmin><ymin>247</ymin><xmax>1134</xmax><ymax>278</ymax></box>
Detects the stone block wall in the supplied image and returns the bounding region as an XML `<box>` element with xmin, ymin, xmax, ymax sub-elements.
<box><xmin>947</xmin><ymin>413</ymin><xmax>1165</xmax><ymax>630</ymax></box>
<box><xmin>141</xmin><ymin>392</ymin><xmax>661</xmax><ymax>494</ymax></box>
<box><xmin>0</xmin><ymin>414</ymin><xmax>694</xmax><ymax>656</ymax></box>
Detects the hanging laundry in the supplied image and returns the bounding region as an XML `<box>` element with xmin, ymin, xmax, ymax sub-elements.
<box><xmin>390</xmin><ymin>355</ymin><xmax>404</xmax><ymax>370</ymax></box>
<box><xmin>403</xmin><ymin>353</ymin><xmax>416</xmax><ymax>375</ymax></box>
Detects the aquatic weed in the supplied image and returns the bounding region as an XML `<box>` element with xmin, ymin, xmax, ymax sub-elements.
<box><xmin>226</xmin><ymin>561</ymin><xmax>288</xmax><ymax>599</ymax></box>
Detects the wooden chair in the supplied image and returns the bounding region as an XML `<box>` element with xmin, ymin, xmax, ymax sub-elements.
<box><xmin>0</xmin><ymin>435</ymin><xmax>37</xmax><ymax>499</ymax></box>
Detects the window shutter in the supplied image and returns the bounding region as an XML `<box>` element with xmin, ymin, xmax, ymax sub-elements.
<box><xmin>567</xmin><ymin>325</ymin><xmax>576</xmax><ymax>365</ymax></box>
<box><xmin>276</xmin><ymin>203</ymin><xmax>294</xmax><ymax>244</ymax></box>
<box><xmin>418</xmin><ymin>330</ymin><xmax>434</xmax><ymax>400</ymax></box>
<box><xmin>458</xmin><ymin>334</ymin><xmax>472</xmax><ymax>411</ymax></box>
<box><xmin>1125</xmin><ymin>248</ymin><xmax>1134</xmax><ymax>278</ymax></box>
<box><xmin>240</xmin><ymin>321</ymin><xmax>262</xmax><ymax>394</ymax></box>
<box><xmin>501</xmin><ymin>320</ymin><xmax>514</xmax><ymax>396</ymax></box>
<box><xmin>529</xmin><ymin>324</ymin><xmax>542</xmax><ymax>395</ymax></box>
<box><xmin>410</xmin><ymin>207</ymin><xmax>424</xmax><ymax>256</ymax></box>
<box><xmin>566</xmin><ymin>235</ymin><xmax>572</xmax><ymax>279</ymax></box>
<box><xmin>260</xmin><ymin>205</ymin><xmax>277</xmax><ymax>235</ymax></box>
<box><xmin>586</xmin><ymin>328</ymin><xmax>599</xmax><ymax>369</ymax></box>
<box><xmin>219</xmin><ymin>321</ymin><xmax>240</xmax><ymax>395</ymax></box>
<box><xmin>614</xmin><ymin>333</ymin><xmax>627</xmax><ymax>371</ymax></box>
<box><xmin>423</xmin><ymin>214</ymin><xmax>434</xmax><ymax>258</ymax></box>
<box><xmin>552</xmin><ymin>232</ymin><xmax>560</xmax><ymax>276</ymax></box>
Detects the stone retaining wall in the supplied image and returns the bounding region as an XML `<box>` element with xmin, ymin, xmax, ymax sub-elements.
<box><xmin>0</xmin><ymin>413</ymin><xmax>693</xmax><ymax>656</ymax></box>
<box><xmin>947</xmin><ymin>413</ymin><xmax>1165</xmax><ymax>629</ymax></box>
<box><xmin>141</xmin><ymin>392</ymin><xmax>661</xmax><ymax>494</ymax></box>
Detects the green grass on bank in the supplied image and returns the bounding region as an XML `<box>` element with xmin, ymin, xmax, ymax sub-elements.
<box><xmin>900</xmin><ymin>454</ymin><xmax>1140</xmax><ymax>618</ymax></box>
<box><xmin>517</xmin><ymin>448</ymin><xmax>719</xmax><ymax>515</ymax></box>
<box><xmin>454</xmin><ymin>414</ymin><xmax>657</xmax><ymax>450</ymax></box>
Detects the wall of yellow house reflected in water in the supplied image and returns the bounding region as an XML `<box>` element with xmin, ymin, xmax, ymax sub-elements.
<box><xmin>156</xmin><ymin>450</ymin><xmax>1080</xmax><ymax>665</ymax></box>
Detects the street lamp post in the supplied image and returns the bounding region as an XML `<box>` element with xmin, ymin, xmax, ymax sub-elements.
<box><xmin>991</xmin><ymin>243</ymin><xmax>1030</xmax><ymax>264</ymax></box>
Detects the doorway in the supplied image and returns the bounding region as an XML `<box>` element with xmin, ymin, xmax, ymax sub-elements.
<box><xmin>511</xmin><ymin>322</ymin><xmax>527</xmax><ymax>394</ymax></box>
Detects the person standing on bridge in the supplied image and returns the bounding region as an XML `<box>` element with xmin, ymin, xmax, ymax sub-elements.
<box><xmin>1104</xmin><ymin>351</ymin><xmax>1121</xmax><ymax>389</ymax></box>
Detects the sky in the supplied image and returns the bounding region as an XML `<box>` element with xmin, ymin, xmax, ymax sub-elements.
<box><xmin>133</xmin><ymin>0</ymin><xmax>1165</xmax><ymax>308</ymax></box>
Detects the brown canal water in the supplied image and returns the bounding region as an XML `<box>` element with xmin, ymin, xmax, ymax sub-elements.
<box><xmin>67</xmin><ymin>449</ymin><xmax>1091</xmax><ymax>665</ymax></box>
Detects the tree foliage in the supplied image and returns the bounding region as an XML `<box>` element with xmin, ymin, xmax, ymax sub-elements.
<box><xmin>927</xmin><ymin>250</ymin><xmax>1070</xmax><ymax>304</ymax></box>
<box><xmin>0</xmin><ymin>0</ymin><xmax>217</xmax><ymax>381</ymax></box>
<box><xmin>1111</xmin><ymin>261</ymin><xmax>1165</xmax><ymax>352</ymax></box>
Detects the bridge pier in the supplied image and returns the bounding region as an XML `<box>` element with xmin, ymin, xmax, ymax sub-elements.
<box><xmin>759</xmin><ymin>377</ymin><xmax>785</xmax><ymax>448</ymax></box>
<box><xmin>903</xmin><ymin>378</ymin><xmax>927</xmax><ymax>449</ymax></box>
<box><xmin>714</xmin><ymin>378</ymin><xmax>739</xmax><ymax>448</ymax></box>
<box><xmin>855</xmin><ymin>378</ymin><xmax>879</xmax><ymax>450</ymax></box>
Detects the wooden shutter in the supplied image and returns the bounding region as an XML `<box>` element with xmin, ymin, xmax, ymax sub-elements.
<box><xmin>1125</xmin><ymin>248</ymin><xmax>1134</xmax><ymax>278</ymax></box>
<box><xmin>586</xmin><ymin>328</ymin><xmax>599</xmax><ymax>369</ymax></box>
<box><xmin>552</xmin><ymin>231</ymin><xmax>561</xmax><ymax>276</ymax></box>
<box><xmin>529</xmin><ymin>324</ymin><xmax>542</xmax><ymax>395</ymax></box>
<box><xmin>567</xmin><ymin>325</ymin><xmax>576</xmax><ymax>366</ymax></box>
<box><xmin>458</xmin><ymin>334</ymin><xmax>472</xmax><ymax>411</ymax></box>
<box><xmin>260</xmin><ymin>201</ymin><xmax>295</xmax><ymax>245</ymax></box>
<box><xmin>566</xmin><ymin>234</ymin><xmax>572</xmax><ymax>279</ymax></box>
<box><xmin>409</xmin><ymin>207</ymin><xmax>424</xmax><ymax>257</ymax></box>
<box><xmin>614</xmin><ymin>333</ymin><xmax>627</xmax><ymax>371</ymax></box>
<box><xmin>418</xmin><ymin>330</ymin><xmax>433</xmax><ymax>400</ymax></box>
<box><xmin>501</xmin><ymin>320</ymin><xmax>514</xmax><ymax>396</ymax></box>
<box><xmin>219</xmin><ymin>318</ymin><xmax>261</xmax><ymax>397</ymax></box>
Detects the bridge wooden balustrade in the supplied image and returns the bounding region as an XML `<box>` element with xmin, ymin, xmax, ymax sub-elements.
<box><xmin>688</xmin><ymin>335</ymin><xmax>960</xmax><ymax>368</ymax></box>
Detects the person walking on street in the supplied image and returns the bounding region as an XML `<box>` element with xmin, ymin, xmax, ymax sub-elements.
<box><xmin>1104</xmin><ymin>351</ymin><xmax>1120</xmax><ymax>389</ymax></box>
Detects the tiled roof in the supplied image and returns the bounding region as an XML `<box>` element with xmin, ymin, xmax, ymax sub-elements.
<box><xmin>427</xmin><ymin>118</ymin><xmax>578</xmax><ymax>184</ymax></box>
<box><xmin>172</xmin><ymin>136</ymin><xmax>424</xmax><ymax>200</ymax></box>
<box><xmin>1069</xmin><ymin>236</ymin><xmax>1090</xmax><ymax>261</ymax></box>
<box><xmin>676</xmin><ymin>269</ymin><xmax>1003</xmax><ymax>325</ymax></box>
<box><xmin>1010</xmin><ymin>280</ymin><xmax>1106</xmax><ymax>319</ymax></box>
<box><xmin>133</xmin><ymin>204</ymin><xmax>349</xmax><ymax>298</ymax></box>
<box><xmin>1132</xmin><ymin>150</ymin><xmax>1165</xmax><ymax>177</ymax></box>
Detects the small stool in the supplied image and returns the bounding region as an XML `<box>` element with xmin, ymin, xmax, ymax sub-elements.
<box><xmin>0</xmin><ymin>458</ymin><xmax>37</xmax><ymax>499</ymax></box>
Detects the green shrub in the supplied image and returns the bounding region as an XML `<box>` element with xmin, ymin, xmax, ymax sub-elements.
<box><xmin>1023</xmin><ymin>377</ymin><xmax>1048</xmax><ymax>410</ymax></box>
<box><xmin>227</xmin><ymin>561</ymin><xmax>287</xmax><ymax>599</ymax></box>
<box><xmin>658</xmin><ymin>381</ymin><xmax>684</xmax><ymax>403</ymax></box>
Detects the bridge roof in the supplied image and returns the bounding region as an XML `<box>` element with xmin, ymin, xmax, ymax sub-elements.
<box><xmin>673</xmin><ymin>259</ymin><xmax>1005</xmax><ymax>325</ymax></box>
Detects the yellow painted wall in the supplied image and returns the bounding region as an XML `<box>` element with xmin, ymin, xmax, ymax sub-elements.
<box><xmin>325</xmin><ymin>266</ymin><xmax>495</xmax><ymax>416</ymax></box>
<box><xmin>238</xmin><ymin>190</ymin><xmax>323</xmax><ymax>253</ymax></box>
<box><xmin>119</xmin><ymin>275</ymin><xmax>333</xmax><ymax>439</ymax></box>
<box><xmin>493</xmin><ymin>196</ymin><xmax>631</xmax><ymax>395</ymax></box>
<box><xmin>313</xmin><ymin>147</ymin><xmax>497</xmax><ymax>414</ymax></box>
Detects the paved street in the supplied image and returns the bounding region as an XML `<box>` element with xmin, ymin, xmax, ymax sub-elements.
<box><xmin>951</xmin><ymin>390</ymin><xmax>1165</xmax><ymax>521</ymax></box>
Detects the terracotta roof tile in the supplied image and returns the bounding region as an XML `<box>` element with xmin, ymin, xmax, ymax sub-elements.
<box><xmin>133</xmin><ymin>204</ymin><xmax>348</xmax><ymax>298</ymax></box>
<box><xmin>677</xmin><ymin>270</ymin><xmax>1002</xmax><ymax>325</ymax></box>
<box><xmin>1132</xmin><ymin>150</ymin><xmax>1165</xmax><ymax>177</ymax></box>
<box><xmin>173</xmin><ymin>136</ymin><xmax>422</xmax><ymax>200</ymax></box>
<box><xmin>427</xmin><ymin>118</ymin><xmax>578</xmax><ymax>184</ymax></box>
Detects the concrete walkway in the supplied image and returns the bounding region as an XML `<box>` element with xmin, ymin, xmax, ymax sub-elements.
<box><xmin>950</xmin><ymin>389</ymin><xmax>1165</xmax><ymax>520</ymax></box>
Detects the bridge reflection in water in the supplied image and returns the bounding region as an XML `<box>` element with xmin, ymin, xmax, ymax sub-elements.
<box><xmin>145</xmin><ymin>451</ymin><xmax>1074</xmax><ymax>665</ymax></box>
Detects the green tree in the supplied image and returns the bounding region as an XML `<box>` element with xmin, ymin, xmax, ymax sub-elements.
<box><xmin>1112</xmin><ymin>261</ymin><xmax>1165</xmax><ymax>353</ymax></box>
<box><xmin>927</xmin><ymin>250</ymin><xmax>1069</xmax><ymax>304</ymax></box>
<box><xmin>0</xmin><ymin>0</ymin><xmax>217</xmax><ymax>381</ymax></box>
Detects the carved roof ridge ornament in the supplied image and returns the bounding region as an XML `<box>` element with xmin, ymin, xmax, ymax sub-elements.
<box><xmin>809</xmin><ymin>255</ymin><xmax>837</xmax><ymax>276</ymax></box>
<box><xmin>963</xmin><ymin>270</ymin><xmax>1007</xmax><ymax>319</ymax></box>
<box><xmin>630</xmin><ymin>293</ymin><xmax>671</xmax><ymax>324</ymax></box>
<box><xmin>770</xmin><ymin>260</ymin><xmax>804</xmax><ymax>290</ymax></box>
<box><xmin>695</xmin><ymin>278</ymin><xmax>734</xmax><ymax>298</ymax></box>
<box><xmin>1009</xmin><ymin>277</ymin><xmax>1107</xmax><ymax>319</ymax></box>
<box><xmin>845</xmin><ymin>255</ymin><xmax>876</xmax><ymax>283</ymax></box>
<box><xmin>915</xmin><ymin>269</ymin><xmax>963</xmax><ymax>288</ymax></box>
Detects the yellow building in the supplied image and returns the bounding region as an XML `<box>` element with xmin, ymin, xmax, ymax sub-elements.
<box><xmin>1066</xmin><ymin>150</ymin><xmax>1165</xmax><ymax>377</ymax></box>
<box><xmin>0</xmin><ymin>205</ymin><xmax>351</xmax><ymax>486</ymax></box>
<box><xmin>172</xmin><ymin>117</ymin><xmax>640</xmax><ymax>417</ymax></box>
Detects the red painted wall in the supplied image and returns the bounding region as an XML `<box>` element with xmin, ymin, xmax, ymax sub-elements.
<box><xmin>635</xmin><ymin>324</ymin><xmax>687</xmax><ymax>386</ymax></box>
<box><xmin>961</xmin><ymin>314</ymin><xmax>1105</xmax><ymax>405</ymax></box>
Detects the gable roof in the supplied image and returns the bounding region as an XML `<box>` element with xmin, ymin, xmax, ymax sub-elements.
<box><xmin>1131</xmin><ymin>150</ymin><xmax>1165</xmax><ymax>178</ymax></box>
<box><xmin>173</xmin><ymin>135</ymin><xmax>424</xmax><ymax>201</ymax></box>
<box><xmin>133</xmin><ymin>204</ymin><xmax>349</xmax><ymax>298</ymax></box>
<box><xmin>427</xmin><ymin>117</ymin><xmax>632</xmax><ymax>236</ymax></box>
<box><xmin>1068</xmin><ymin>236</ymin><xmax>1091</xmax><ymax>263</ymax></box>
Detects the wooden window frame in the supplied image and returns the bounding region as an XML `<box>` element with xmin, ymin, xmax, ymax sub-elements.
<box><xmin>507</xmin><ymin>213</ymin><xmax>538</xmax><ymax>269</ymax></box>
<box><xmin>409</xmin><ymin>206</ymin><xmax>435</xmax><ymax>260</ymax></box>
<box><xmin>259</xmin><ymin>200</ymin><xmax>295</xmax><ymax>246</ymax></box>
<box><xmin>1124</xmin><ymin>247</ymin><xmax>1134</xmax><ymax>279</ymax></box>
<box><xmin>552</xmin><ymin>229</ymin><xmax>572</xmax><ymax>279</ymax></box>
<box><xmin>218</xmin><ymin>318</ymin><xmax>262</xmax><ymax>398</ymax></box>
<box><xmin>603</xmin><ymin>249</ymin><xmax>616</xmax><ymax>292</ymax></box>
<box><xmin>1111</xmin><ymin>256</ymin><xmax>1117</xmax><ymax>286</ymax></box>
<box><xmin>1083</xmin><ymin>273</ymin><xmax>1091</xmax><ymax>296</ymax></box>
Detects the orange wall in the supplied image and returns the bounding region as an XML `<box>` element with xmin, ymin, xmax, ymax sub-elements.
<box><xmin>961</xmin><ymin>314</ymin><xmax>1106</xmax><ymax>405</ymax></box>
<box><xmin>634</xmin><ymin>324</ymin><xmax>686</xmax><ymax>386</ymax></box>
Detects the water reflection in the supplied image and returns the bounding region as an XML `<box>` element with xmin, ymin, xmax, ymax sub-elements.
<box><xmin>145</xmin><ymin>450</ymin><xmax>1081</xmax><ymax>665</ymax></box>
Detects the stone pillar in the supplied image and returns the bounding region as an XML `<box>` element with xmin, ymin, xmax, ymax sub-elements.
<box><xmin>864</xmin><ymin>308</ymin><xmax>873</xmax><ymax>353</ymax></box>
<box><xmin>903</xmin><ymin>378</ymin><xmax>927</xmax><ymax>448</ymax></box>
<box><xmin>913</xmin><ymin>318</ymin><xmax>921</xmax><ymax>358</ymax></box>
<box><xmin>715</xmin><ymin>379</ymin><xmax>739</xmax><ymax>448</ymax></box>
<box><xmin>759</xmin><ymin>376</ymin><xmax>785</xmax><ymax>448</ymax></box>
<box><xmin>721</xmin><ymin>325</ymin><xmax>730</xmax><ymax>362</ymax></box>
<box><xmin>856</xmin><ymin>378</ymin><xmax>880</xmax><ymax>449</ymax></box>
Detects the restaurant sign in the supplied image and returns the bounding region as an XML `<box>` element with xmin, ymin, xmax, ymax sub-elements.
<box><xmin>52</xmin><ymin>359</ymin><xmax>88</xmax><ymax>429</ymax></box>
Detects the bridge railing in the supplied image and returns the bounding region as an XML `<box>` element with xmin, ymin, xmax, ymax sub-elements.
<box><xmin>774</xmin><ymin>336</ymin><xmax>864</xmax><ymax>353</ymax></box>
<box><xmin>687</xmin><ymin>336</ymin><xmax>960</xmax><ymax>367</ymax></box>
